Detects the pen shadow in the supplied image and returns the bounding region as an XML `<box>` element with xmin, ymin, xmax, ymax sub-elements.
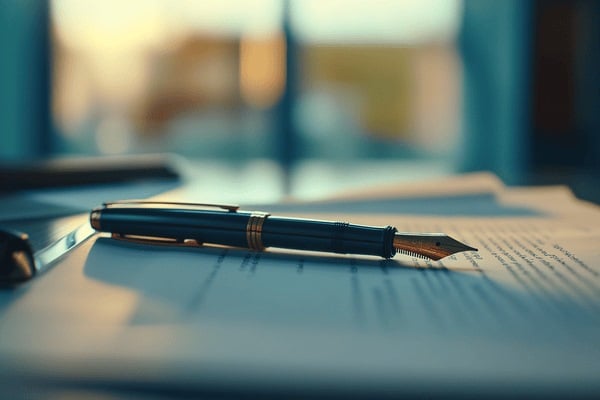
<box><xmin>84</xmin><ymin>237</ymin><xmax>467</xmax><ymax>286</ymax></box>
<box><xmin>82</xmin><ymin>237</ymin><xmax>482</xmax><ymax>326</ymax></box>
<box><xmin>80</xmin><ymin>237</ymin><xmax>598</xmax><ymax>338</ymax></box>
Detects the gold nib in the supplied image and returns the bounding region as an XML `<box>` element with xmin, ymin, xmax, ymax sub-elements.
<box><xmin>393</xmin><ymin>233</ymin><xmax>477</xmax><ymax>261</ymax></box>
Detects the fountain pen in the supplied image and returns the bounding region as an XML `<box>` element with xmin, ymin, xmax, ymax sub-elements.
<box><xmin>90</xmin><ymin>201</ymin><xmax>477</xmax><ymax>261</ymax></box>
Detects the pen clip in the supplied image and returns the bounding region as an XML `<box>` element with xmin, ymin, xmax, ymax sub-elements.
<box><xmin>111</xmin><ymin>233</ymin><xmax>203</xmax><ymax>247</ymax></box>
<box><xmin>103</xmin><ymin>201</ymin><xmax>240</xmax><ymax>213</ymax></box>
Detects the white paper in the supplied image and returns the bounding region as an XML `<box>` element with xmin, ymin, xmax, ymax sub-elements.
<box><xmin>1</xmin><ymin>175</ymin><xmax>599</xmax><ymax>397</ymax></box>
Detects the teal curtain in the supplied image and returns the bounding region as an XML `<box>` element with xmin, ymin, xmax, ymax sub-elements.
<box><xmin>0</xmin><ymin>0</ymin><xmax>51</xmax><ymax>161</ymax></box>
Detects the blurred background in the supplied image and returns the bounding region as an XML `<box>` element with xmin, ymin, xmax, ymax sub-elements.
<box><xmin>0</xmin><ymin>0</ymin><xmax>598</xmax><ymax>202</ymax></box>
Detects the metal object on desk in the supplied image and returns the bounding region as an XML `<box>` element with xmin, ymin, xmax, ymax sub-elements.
<box><xmin>0</xmin><ymin>229</ymin><xmax>35</xmax><ymax>282</ymax></box>
<box><xmin>0</xmin><ymin>214</ymin><xmax>94</xmax><ymax>284</ymax></box>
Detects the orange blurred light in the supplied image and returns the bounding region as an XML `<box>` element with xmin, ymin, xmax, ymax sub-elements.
<box><xmin>239</xmin><ymin>33</ymin><xmax>285</xmax><ymax>109</ymax></box>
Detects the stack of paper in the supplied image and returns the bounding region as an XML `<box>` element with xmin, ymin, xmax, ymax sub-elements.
<box><xmin>1</xmin><ymin>173</ymin><xmax>598</xmax><ymax>398</ymax></box>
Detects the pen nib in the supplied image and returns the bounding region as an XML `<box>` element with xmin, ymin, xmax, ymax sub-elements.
<box><xmin>393</xmin><ymin>233</ymin><xmax>477</xmax><ymax>261</ymax></box>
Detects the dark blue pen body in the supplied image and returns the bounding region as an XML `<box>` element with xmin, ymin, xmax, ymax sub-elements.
<box><xmin>93</xmin><ymin>208</ymin><xmax>396</xmax><ymax>258</ymax></box>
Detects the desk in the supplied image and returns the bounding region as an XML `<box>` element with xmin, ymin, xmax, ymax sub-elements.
<box><xmin>1</xmin><ymin>173</ymin><xmax>599</xmax><ymax>399</ymax></box>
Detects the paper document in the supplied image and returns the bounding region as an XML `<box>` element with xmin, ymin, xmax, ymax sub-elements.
<box><xmin>0</xmin><ymin>173</ymin><xmax>598</xmax><ymax>397</ymax></box>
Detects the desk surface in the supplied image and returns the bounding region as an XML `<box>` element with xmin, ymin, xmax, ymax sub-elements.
<box><xmin>1</xmin><ymin>173</ymin><xmax>599</xmax><ymax>399</ymax></box>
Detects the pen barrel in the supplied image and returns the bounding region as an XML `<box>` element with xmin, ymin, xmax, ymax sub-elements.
<box><xmin>262</xmin><ymin>217</ymin><xmax>397</xmax><ymax>258</ymax></box>
<box><xmin>93</xmin><ymin>208</ymin><xmax>397</xmax><ymax>258</ymax></box>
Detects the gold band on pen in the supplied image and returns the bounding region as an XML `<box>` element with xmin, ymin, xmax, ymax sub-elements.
<box><xmin>246</xmin><ymin>212</ymin><xmax>269</xmax><ymax>251</ymax></box>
